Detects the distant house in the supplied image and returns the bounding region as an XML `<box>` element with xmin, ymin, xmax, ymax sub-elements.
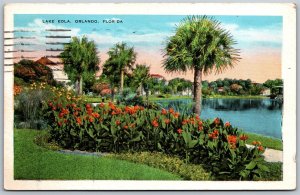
<box><xmin>36</xmin><ymin>57</ymin><xmax>70</xmax><ymax>85</ymax></box>
<box><xmin>262</xmin><ymin>88</ymin><xmax>271</xmax><ymax>96</ymax></box>
<box><xmin>150</xmin><ymin>74</ymin><xmax>165</xmax><ymax>81</ymax></box>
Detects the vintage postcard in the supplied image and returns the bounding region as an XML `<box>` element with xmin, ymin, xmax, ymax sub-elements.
<box><xmin>3</xmin><ymin>3</ymin><xmax>296</xmax><ymax>190</ymax></box>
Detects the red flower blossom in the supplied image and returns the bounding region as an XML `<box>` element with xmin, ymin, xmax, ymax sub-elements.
<box><xmin>161</xmin><ymin>109</ymin><xmax>168</xmax><ymax>115</ymax></box>
<box><xmin>224</xmin><ymin>122</ymin><xmax>231</xmax><ymax>128</ymax></box>
<box><xmin>227</xmin><ymin>135</ymin><xmax>237</xmax><ymax>145</ymax></box>
<box><xmin>151</xmin><ymin>120</ymin><xmax>159</xmax><ymax>128</ymax></box>
<box><xmin>74</xmin><ymin>111</ymin><xmax>79</xmax><ymax>116</ymax></box>
<box><xmin>177</xmin><ymin>128</ymin><xmax>183</xmax><ymax>134</ymax></box>
<box><xmin>116</xmin><ymin>120</ymin><xmax>121</xmax><ymax>126</ymax></box>
<box><xmin>214</xmin><ymin>118</ymin><xmax>220</xmax><ymax>125</ymax></box>
<box><xmin>164</xmin><ymin>119</ymin><xmax>171</xmax><ymax>124</ymax></box>
<box><xmin>48</xmin><ymin>102</ymin><xmax>53</xmax><ymax>107</ymax></box>
<box><xmin>123</xmin><ymin>125</ymin><xmax>128</xmax><ymax>129</ymax></box>
<box><xmin>57</xmin><ymin>121</ymin><xmax>62</xmax><ymax>127</ymax></box>
<box><xmin>58</xmin><ymin>112</ymin><xmax>64</xmax><ymax>118</ymax></box>
<box><xmin>239</xmin><ymin>134</ymin><xmax>248</xmax><ymax>141</ymax></box>
<box><xmin>52</xmin><ymin>106</ymin><xmax>57</xmax><ymax>111</ymax></box>
<box><xmin>86</xmin><ymin>104</ymin><xmax>91</xmax><ymax>109</ymax></box>
<box><xmin>195</xmin><ymin>115</ymin><xmax>200</xmax><ymax>121</ymax></box>
<box><xmin>198</xmin><ymin>126</ymin><xmax>203</xmax><ymax>131</ymax></box>
<box><xmin>169</xmin><ymin>108</ymin><xmax>175</xmax><ymax>114</ymax></box>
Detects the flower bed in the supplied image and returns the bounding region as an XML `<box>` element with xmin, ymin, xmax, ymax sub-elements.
<box><xmin>44</xmin><ymin>99</ymin><xmax>268</xmax><ymax>180</ymax></box>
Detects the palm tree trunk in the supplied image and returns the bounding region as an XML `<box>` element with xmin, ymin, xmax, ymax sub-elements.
<box><xmin>193</xmin><ymin>67</ymin><xmax>202</xmax><ymax>115</ymax></box>
<box><xmin>120</xmin><ymin>69</ymin><xmax>124</xmax><ymax>94</ymax></box>
<box><xmin>79</xmin><ymin>76</ymin><xmax>83</xmax><ymax>95</ymax></box>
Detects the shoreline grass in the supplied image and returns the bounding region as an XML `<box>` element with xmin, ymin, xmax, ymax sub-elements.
<box><xmin>14</xmin><ymin>129</ymin><xmax>181</xmax><ymax>180</ymax></box>
<box><xmin>245</xmin><ymin>132</ymin><xmax>282</xmax><ymax>151</ymax></box>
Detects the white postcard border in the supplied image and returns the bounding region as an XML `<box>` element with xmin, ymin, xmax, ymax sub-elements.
<box><xmin>3</xmin><ymin>3</ymin><xmax>296</xmax><ymax>190</ymax></box>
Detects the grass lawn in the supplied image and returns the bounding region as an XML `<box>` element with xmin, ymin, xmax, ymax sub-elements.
<box><xmin>14</xmin><ymin>129</ymin><xmax>182</xmax><ymax>180</ymax></box>
<box><xmin>245</xmin><ymin>132</ymin><xmax>283</xmax><ymax>151</ymax></box>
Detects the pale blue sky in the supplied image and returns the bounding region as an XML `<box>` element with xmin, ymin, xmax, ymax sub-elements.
<box><xmin>14</xmin><ymin>14</ymin><xmax>282</xmax><ymax>51</ymax></box>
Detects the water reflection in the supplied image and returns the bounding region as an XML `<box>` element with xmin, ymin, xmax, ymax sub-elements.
<box><xmin>155</xmin><ymin>98</ymin><xmax>283</xmax><ymax>139</ymax></box>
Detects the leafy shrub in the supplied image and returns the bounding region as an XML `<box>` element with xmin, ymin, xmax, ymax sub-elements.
<box><xmin>108</xmin><ymin>152</ymin><xmax>211</xmax><ymax>180</ymax></box>
<box><xmin>45</xmin><ymin>101</ymin><xmax>268</xmax><ymax>180</ymax></box>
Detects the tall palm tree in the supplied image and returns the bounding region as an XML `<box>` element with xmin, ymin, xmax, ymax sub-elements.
<box><xmin>60</xmin><ymin>36</ymin><xmax>99</xmax><ymax>95</ymax></box>
<box><xmin>163</xmin><ymin>16</ymin><xmax>240</xmax><ymax>114</ymax></box>
<box><xmin>104</xmin><ymin>42</ymin><xmax>136</xmax><ymax>94</ymax></box>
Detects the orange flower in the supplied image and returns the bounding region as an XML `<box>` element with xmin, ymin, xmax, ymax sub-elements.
<box><xmin>92</xmin><ymin>112</ymin><xmax>100</xmax><ymax>118</ymax></box>
<box><xmin>76</xmin><ymin>117</ymin><xmax>82</xmax><ymax>125</ymax></box>
<box><xmin>123</xmin><ymin>125</ymin><xmax>128</xmax><ymax>129</ymax></box>
<box><xmin>227</xmin><ymin>135</ymin><xmax>237</xmax><ymax>145</ymax></box>
<box><xmin>151</xmin><ymin>120</ymin><xmax>159</xmax><ymax>127</ymax></box>
<box><xmin>224</xmin><ymin>122</ymin><xmax>231</xmax><ymax>128</ymax></box>
<box><xmin>173</xmin><ymin>112</ymin><xmax>180</xmax><ymax>118</ymax></box>
<box><xmin>209</xmin><ymin>129</ymin><xmax>219</xmax><ymax>139</ymax></box>
<box><xmin>239</xmin><ymin>134</ymin><xmax>248</xmax><ymax>141</ymax></box>
<box><xmin>258</xmin><ymin>145</ymin><xmax>264</xmax><ymax>151</ymax></box>
<box><xmin>99</xmin><ymin>102</ymin><xmax>105</xmax><ymax>108</ymax></box>
<box><xmin>116</xmin><ymin>120</ymin><xmax>121</xmax><ymax>126</ymax></box>
<box><xmin>74</xmin><ymin>111</ymin><xmax>79</xmax><ymax>116</ymax></box>
<box><xmin>252</xmin><ymin>141</ymin><xmax>262</xmax><ymax>146</ymax></box>
<box><xmin>214</xmin><ymin>118</ymin><xmax>220</xmax><ymax>125</ymax></box>
<box><xmin>108</xmin><ymin>102</ymin><xmax>116</xmax><ymax>110</ymax></box>
<box><xmin>164</xmin><ymin>119</ymin><xmax>171</xmax><ymax>124</ymax></box>
<box><xmin>169</xmin><ymin>108</ymin><xmax>174</xmax><ymax>114</ymax></box>
<box><xmin>195</xmin><ymin>115</ymin><xmax>200</xmax><ymax>121</ymax></box>
<box><xmin>89</xmin><ymin>117</ymin><xmax>94</xmax><ymax>123</ymax></box>
<box><xmin>182</xmin><ymin>119</ymin><xmax>188</xmax><ymax>125</ymax></box>
<box><xmin>161</xmin><ymin>109</ymin><xmax>168</xmax><ymax>115</ymax></box>
<box><xmin>177</xmin><ymin>128</ymin><xmax>183</xmax><ymax>134</ymax></box>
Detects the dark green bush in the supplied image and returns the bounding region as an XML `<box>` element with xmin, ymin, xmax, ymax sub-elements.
<box><xmin>45</xmin><ymin>100</ymin><xmax>268</xmax><ymax>180</ymax></box>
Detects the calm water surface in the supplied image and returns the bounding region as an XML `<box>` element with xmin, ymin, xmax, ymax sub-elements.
<box><xmin>155</xmin><ymin>98</ymin><xmax>282</xmax><ymax>139</ymax></box>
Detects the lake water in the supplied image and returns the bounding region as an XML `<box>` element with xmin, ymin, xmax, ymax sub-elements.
<box><xmin>155</xmin><ymin>98</ymin><xmax>283</xmax><ymax>139</ymax></box>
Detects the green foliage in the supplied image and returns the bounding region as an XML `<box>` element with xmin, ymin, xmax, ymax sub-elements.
<box><xmin>255</xmin><ymin>162</ymin><xmax>282</xmax><ymax>181</ymax></box>
<box><xmin>245</xmin><ymin>133</ymin><xmax>282</xmax><ymax>151</ymax></box>
<box><xmin>14</xmin><ymin>129</ymin><xmax>181</xmax><ymax>180</ymax></box>
<box><xmin>102</xmin><ymin>42</ymin><xmax>136</xmax><ymax>93</ymax></box>
<box><xmin>45</xmin><ymin>100</ymin><xmax>269</xmax><ymax>180</ymax></box>
<box><xmin>109</xmin><ymin>152</ymin><xmax>211</xmax><ymax>180</ymax></box>
<box><xmin>14</xmin><ymin>59</ymin><xmax>56</xmax><ymax>86</ymax></box>
<box><xmin>60</xmin><ymin>36</ymin><xmax>100</xmax><ymax>94</ymax></box>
